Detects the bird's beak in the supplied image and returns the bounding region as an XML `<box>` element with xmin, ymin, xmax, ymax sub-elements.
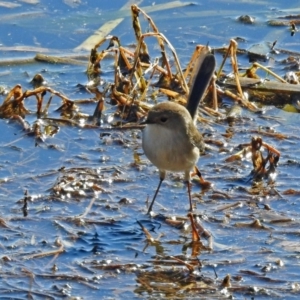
<box><xmin>139</xmin><ymin>117</ymin><xmax>150</xmax><ymax>125</ymax></box>
<box><xmin>139</xmin><ymin>120</ymin><xmax>147</xmax><ymax>125</ymax></box>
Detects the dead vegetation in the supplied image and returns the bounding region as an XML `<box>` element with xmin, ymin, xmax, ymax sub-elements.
<box><xmin>1</xmin><ymin>3</ymin><xmax>300</xmax><ymax>299</ymax></box>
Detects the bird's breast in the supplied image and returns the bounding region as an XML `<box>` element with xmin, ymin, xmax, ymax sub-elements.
<box><xmin>142</xmin><ymin>124</ymin><xmax>199</xmax><ymax>172</ymax></box>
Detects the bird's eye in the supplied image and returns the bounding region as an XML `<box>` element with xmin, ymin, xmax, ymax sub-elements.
<box><xmin>160</xmin><ymin>117</ymin><xmax>168</xmax><ymax>123</ymax></box>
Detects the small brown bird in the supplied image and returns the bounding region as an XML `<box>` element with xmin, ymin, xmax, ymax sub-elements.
<box><xmin>142</xmin><ymin>49</ymin><xmax>216</xmax><ymax>214</ymax></box>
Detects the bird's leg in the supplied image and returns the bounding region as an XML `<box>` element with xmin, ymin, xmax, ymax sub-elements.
<box><xmin>147</xmin><ymin>177</ymin><xmax>163</xmax><ymax>214</ymax></box>
<box><xmin>186</xmin><ymin>180</ymin><xmax>193</xmax><ymax>212</ymax></box>
<box><xmin>184</xmin><ymin>170</ymin><xmax>194</xmax><ymax>212</ymax></box>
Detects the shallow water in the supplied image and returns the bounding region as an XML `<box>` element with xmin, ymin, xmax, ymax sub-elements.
<box><xmin>1</xmin><ymin>0</ymin><xmax>300</xmax><ymax>299</ymax></box>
